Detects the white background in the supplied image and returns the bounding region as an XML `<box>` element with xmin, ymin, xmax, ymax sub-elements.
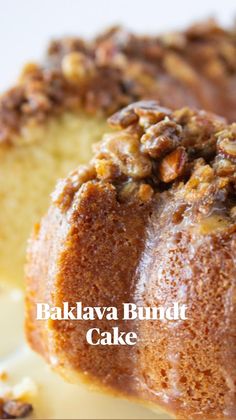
<box><xmin>0</xmin><ymin>0</ymin><xmax>235</xmax><ymax>91</ymax></box>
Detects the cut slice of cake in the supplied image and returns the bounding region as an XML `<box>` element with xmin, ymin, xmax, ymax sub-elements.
<box><xmin>26</xmin><ymin>101</ymin><xmax>236</xmax><ymax>419</ymax></box>
<box><xmin>1</xmin><ymin>19</ymin><xmax>236</xmax><ymax>286</ymax></box>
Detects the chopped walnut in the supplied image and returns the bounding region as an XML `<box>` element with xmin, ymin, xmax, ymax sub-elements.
<box><xmin>95</xmin><ymin>37</ymin><xmax>128</xmax><ymax>69</ymax></box>
<box><xmin>159</xmin><ymin>147</ymin><xmax>187</xmax><ymax>183</ymax></box>
<box><xmin>95</xmin><ymin>131</ymin><xmax>152</xmax><ymax>179</ymax></box>
<box><xmin>62</xmin><ymin>51</ymin><xmax>95</xmax><ymax>83</ymax></box>
<box><xmin>176</xmin><ymin>160</ymin><xmax>230</xmax><ymax>206</ymax></box>
<box><xmin>213</xmin><ymin>157</ymin><xmax>236</xmax><ymax>177</ymax></box>
<box><xmin>133</xmin><ymin>103</ymin><xmax>171</xmax><ymax>128</ymax></box>
<box><xmin>118</xmin><ymin>181</ymin><xmax>140</xmax><ymax>202</ymax></box>
<box><xmin>163</xmin><ymin>52</ymin><xmax>199</xmax><ymax>86</ymax></box>
<box><xmin>141</xmin><ymin>118</ymin><xmax>182</xmax><ymax>158</ymax></box>
<box><xmin>94</xmin><ymin>158</ymin><xmax>120</xmax><ymax>181</ymax></box>
<box><xmin>108</xmin><ymin>101</ymin><xmax>170</xmax><ymax>129</ymax></box>
<box><xmin>218</xmin><ymin>137</ymin><xmax>236</xmax><ymax>161</ymax></box>
<box><xmin>137</xmin><ymin>184</ymin><xmax>154</xmax><ymax>202</ymax></box>
<box><xmin>108</xmin><ymin>103</ymin><xmax>139</xmax><ymax>128</ymax></box>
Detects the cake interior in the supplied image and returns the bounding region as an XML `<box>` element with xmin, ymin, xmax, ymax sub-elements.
<box><xmin>0</xmin><ymin>112</ymin><xmax>108</xmax><ymax>286</ymax></box>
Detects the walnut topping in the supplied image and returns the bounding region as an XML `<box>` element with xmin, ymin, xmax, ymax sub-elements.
<box><xmin>62</xmin><ymin>52</ymin><xmax>95</xmax><ymax>83</ymax></box>
<box><xmin>108</xmin><ymin>103</ymin><xmax>139</xmax><ymax>128</ymax></box>
<box><xmin>141</xmin><ymin>118</ymin><xmax>182</xmax><ymax>158</ymax></box>
<box><xmin>108</xmin><ymin>101</ymin><xmax>170</xmax><ymax>129</ymax></box>
<box><xmin>218</xmin><ymin>137</ymin><xmax>236</xmax><ymax>161</ymax></box>
<box><xmin>0</xmin><ymin>399</ymin><xmax>32</xmax><ymax>419</ymax></box>
<box><xmin>213</xmin><ymin>157</ymin><xmax>236</xmax><ymax>177</ymax></box>
<box><xmin>163</xmin><ymin>52</ymin><xmax>199</xmax><ymax>86</ymax></box>
<box><xmin>159</xmin><ymin>147</ymin><xmax>187</xmax><ymax>183</ymax></box>
<box><xmin>137</xmin><ymin>184</ymin><xmax>154</xmax><ymax>201</ymax></box>
<box><xmin>118</xmin><ymin>181</ymin><xmax>154</xmax><ymax>203</ymax></box>
<box><xmin>118</xmin><ymin>181</ymin><xmax>139</xmax><ymax>202</ymax></box>
<box><xmin>0</xmin><ymin>21</ymin><xmax>236</xmax><ymax>143</ymax></box>
<box><xmin>54</xmin><ymin>101</ymin><xmax>236</xmax><ymax>209</ymax></box>
<box><xmin>94</xmin><ymin>158</ymin><xmax>120</xmax><ymax>181</ymax></box>
<box><xmin>94</xmin><ymin>131</ymin><xmax>152</xmax><ymax>179</ymax></box>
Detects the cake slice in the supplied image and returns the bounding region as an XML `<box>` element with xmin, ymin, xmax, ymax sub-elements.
<box><xmin>26</xmin><ymin>101</ymin><xmax>236</xmax><ymax>419</ymax></box>
<box><xmin>1</xmin><ymin>20</ymin><xmax>236</xmax><ymax>286</ymax></box>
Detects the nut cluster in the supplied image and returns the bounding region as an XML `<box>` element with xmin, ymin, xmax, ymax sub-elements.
<box><xmin>54</xmin><ymin>101</ymin><xmax>236</xmax><ymax>211</ymax></box>
<box><xmin>92</xmin><ymin>101</ymin><xmax>230</xmax><ymax>190</ymax></box>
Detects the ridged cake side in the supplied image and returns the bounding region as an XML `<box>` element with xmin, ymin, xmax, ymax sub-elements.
<box><xmin>26</xmin><ymin>101</ymin><xmax>236</xmax><ymax>419</ymax></box>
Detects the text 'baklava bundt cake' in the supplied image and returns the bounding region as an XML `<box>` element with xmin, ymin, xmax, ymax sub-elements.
<box><xmin>26</xmin><ymin>101</ymin><xmax>236</xmax><ymax>420</ymax></box>
<box><xmin>1</xmin><ymin>20</ymin><xmax>236</xmax><ymax>286</ymax></box>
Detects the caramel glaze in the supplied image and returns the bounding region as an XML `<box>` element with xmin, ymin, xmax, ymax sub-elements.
<box><xmin>26</xmin><ymin>102</ymin><xmax>236</xmax><ymax>419</ymax></box>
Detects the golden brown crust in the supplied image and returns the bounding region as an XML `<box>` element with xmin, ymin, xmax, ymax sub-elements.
<box><xmin>26</xmin><ymin>102</ymin><xmax>236</xmax><ymax>419</ymax></box>
<box><xmin>1</xmin><ymin>19</ymin><xmax>236</xmax><ymax>144</ymax></box>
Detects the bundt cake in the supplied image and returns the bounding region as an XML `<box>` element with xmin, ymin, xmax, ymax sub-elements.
<box><xmin>26</xmin><ymin>101</ymin><xmax>236</xmax><ymax>419</ymax></box>
<box><xmin>1</xmin><ymin>20</ymin><xmax>236</xmax><ymax>286</ymax></box>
